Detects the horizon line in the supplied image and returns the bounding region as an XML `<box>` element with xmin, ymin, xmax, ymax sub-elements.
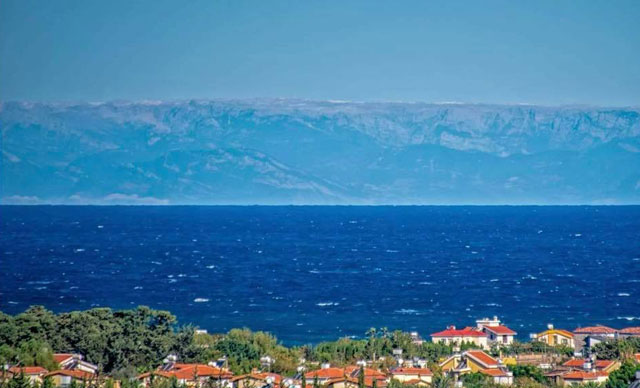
<box><xmin>2</xmin><ymin>97</ymin><xmax>640</xmax><ymax>110</ymax></box>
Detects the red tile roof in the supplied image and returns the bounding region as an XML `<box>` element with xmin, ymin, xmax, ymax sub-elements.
<box><xmin>573</xmin><ymin>326</ymin><xmax>617</xmax><ymax>334</ymax></box>
<box><xmin>139</xmin><ymin>364</ymin><xmax>233</xmax><ymax>380</ymax></box>
<box><xmin>431</xmin><ymin>327</ymin><xmax>487</xmax><ymax>337</ymax></box>
<box><xmin>305</xmin><ymin>368</ymin><xmax>346</xmax><ymax>379</ymax></box>
<box><xmin>53</xmin><ymin>354</ymin><xmax>74</xmax><ymax>364</ymax></box>
<box><xmin>9</xmin><ymin>367</ymin><xmax>49</xmax><ymax>375</ymax></box>
<box><xmin>390</xmin><ymin>368</ymin><xmax>433</xmax><ymax>376</ymax></box>
<box><xmin>562</xmin><ymin>359</ymin><xmax>614</xmax><ymax>370</ymax></box>
<box><xmin>620</xmin><ymin>327</ymin><xmax>640</xmax><ymax>335</ymax></box>
<box><xmin>480</xmin><ymin>369</ymin><xmax>509</xmax><ymax>377</ymax></box>
<box><xmin>231</xmin><ymin>373</ymin><xmax>282</xmax><ymax>384</ymax></box>
<box><xmin>483</xmin><ymin>325</ymin><xmax>516</xmax><ymax>335</ymax></box>
<box><xmin>466</xmin><ymin>351</ymin><xmax>499</xmax><ymax>367</ymax></box>
<box><xmin>562</xmin><ymin>371</ymin><xmax>608</xmax><ymax>381</ymax></box>
<box><xmin>45</xmin><ymin>370</ymin><xmax>95</xmax><ymax>380</ymax></box>
<box><xmin>635</xmin><ymin>354</ymin><xmax>640</xmax><ymax>362</ymax></box>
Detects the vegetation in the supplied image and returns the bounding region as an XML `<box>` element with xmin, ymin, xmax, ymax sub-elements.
<box><xmin>605</xmin><ymin>359</ymin><xmax>640</xmax><ymax>388</ymax></box>
<box><xmin>2</xmin><ymin>306</ymin><xmax>639</xmax><ymax>388</ymax></box>
<box><xmin>593</xmin><ymin>338</ymin><xmax>640</xmax><ymax>361</ymax></box>
<box><xmin>508</xmin><ymin>365</ymin><xmax>546</xmax><ymax>384</ymax></box>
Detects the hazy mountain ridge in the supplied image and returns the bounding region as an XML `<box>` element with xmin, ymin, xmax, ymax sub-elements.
<box><xmin>2</xmin><ymin>100</ymin><xmax>640</xmax><ymax>204</ymax></box>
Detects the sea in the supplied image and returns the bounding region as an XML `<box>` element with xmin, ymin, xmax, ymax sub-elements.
<box><xmin>1</xmin><ymin>205</ymin><xmax>639</xmax><ymax>345</ymax></box>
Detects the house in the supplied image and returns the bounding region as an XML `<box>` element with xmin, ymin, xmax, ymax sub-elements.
<box><xmin>479</xmin><ymin>369</ymin><xmax>514</xmax><ymax>385</ymax></box>
<box><xmin>476</xmin><ymin>317</ymin><xmax>517</xmax><ymax>346</ymax></box>
<box><xmin>138</xmin><ymin>363</ymin><xmax>234</xmax><ymax>388</ymax></box>
<box><xmin>305</xmin><ymin>366</ymin><xmax>386</xmax><ymax>388</ymax></box>
<box><xmin>561</xmin><ymin>371</ymin><xmax>609</xmax><ymax>386</ymax></box>
<box><xmin>231</xmin><ymin>372</ymin><xmax>282</xmax><ymax>388</ymax></box>
<box><xmin>562</xmin><ymin>359</ymin><xmax>620</xmax><ymax>374</ymax></box>
<box><xmin>543</xmin><ymin>356</ymin><xmax>620</xmax><ymax>386</ymax></box>
<box><xmin>7</xmin><ymin>367</ymin><xmax>49</xmax><ymax>385</ymax></box>
<box><xmin>53</xmin><ymin>354</ymin><xmax>99</xmax><ymax>374</ymax></box>
<box><xmin>619</xmin><ymin>327</ymin><xmax>640</xmax><ymax>338</ymax></box>
<box><xmin>431</xmin><ymin>326</ymin><xmax>488</xmax><ymax>348</ymax></box>
<box><xmin>439</xmin><ymin>350</ymin><xmax>513</xmax><ymax>385</ymax></box>
<box><xmin>572</xmin><ymin>326</ymin><xmax>617</xmax><ymax>351</ymax></box>
<box><xmin>532</xmin><ymin>325</ymin><xmax>575</xmax><ymax>348</ymax></box>
<box><xmin>45</xmin><ymin>370</ymin><xmax>96</xmax><ymax>388</ymax></box>
<box><xmin>388</xmin><ymin>367</ymin><xmax>433</xmax><ymax>385</ymax></box>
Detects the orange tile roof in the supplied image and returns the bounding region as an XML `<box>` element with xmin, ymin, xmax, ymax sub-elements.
<box><xmin>240</xmin><ymin>373</ymin><xmax>282</xmax><ymax>384</ymax></box>
<box><xmin>480</xmin><ymin>369</ymin><xmax>509</xmax><ymax>377</ymax></box>
<box><xmin>53</xmin><ymin>354</ymin><xmax>74</xmax><ymax>364</ymax></box>
<box><xmin>9</xmin><ymin>367</ymin><xmax>49</xmax><ymax>375</ymax></box>
<box><xmin>305</xmin><ymin>368</ymin><xmax>346</xmax><ymax>379</ymax></box>
<box><xmin>573</xmin><ymin>326</ymin><xmax>617</xmax><ymax>334</ymax></box>
<box><xmin>620</xmin><ymin>327</ymin><xmax>640</xmax><ymax>334</ymax></box>
<box><xmin>635</xmin><ymin>354</ymin><xmax>640</xmax><ymax>362</ymax></box>
<box><xmin>139</xmin><ymin>364</ymin><xmax>233</xmax><ymax>380</ymax></box>
<box><xmin>45</xmin><ymin>370</ymin><xmax>95</xmax><ymax>380</ymax></box>
<box><xmin>562</xmin><ymin>359</ymin><xmax>614</xmax><ymax>370</ymax></box>
<box><xmin>466</xmin><ymin>351</ymin><xmax>499</xmax><ymax>367</ymax></box>
<box><xmin>431</xmin><ymin>327</ymin><xmax>487</xmax><ymax>337</ymax></box>
<box><xmin>563</xmin><ymin>371</ymin><xmax>608</xmax><ymax>380</ymax></box>
<box><xmin>483</xmin><ymin>325</ymin><xmax>516</xmax><ymax>335</ymax></box>
<box><xmin>390</xmin><ymin>367</ymin><xmax>433</xmax><ymax>376</ymax></box>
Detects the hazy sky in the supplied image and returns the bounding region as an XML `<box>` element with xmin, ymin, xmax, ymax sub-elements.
<box><xmin>1</xmin><ymin>0</ymin><xmax>639</xmax><ymax>105</ymax></box>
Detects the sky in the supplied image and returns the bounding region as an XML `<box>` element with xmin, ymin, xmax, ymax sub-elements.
<box><xmin>1</xmin><ymin>0</ymin><xmax>639</xmax><ymax>106</ymax></box>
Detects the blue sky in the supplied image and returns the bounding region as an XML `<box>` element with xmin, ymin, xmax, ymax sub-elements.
<box><xmin>1</xmin><ymin>0</ymin><xmax>639</xmax><ymax>105</ymax></box>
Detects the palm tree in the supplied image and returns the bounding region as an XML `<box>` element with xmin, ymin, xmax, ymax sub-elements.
<box><xmin>431</xmin><ymin>374</ymin><xmax>453</xmax><ymax>388</ymax></box>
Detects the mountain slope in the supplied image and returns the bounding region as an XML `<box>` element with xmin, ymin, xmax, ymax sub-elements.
<box><xmin>1</xmin><ymin>100</ymin><xmax>639</xmax><ymax>204</ymax></box>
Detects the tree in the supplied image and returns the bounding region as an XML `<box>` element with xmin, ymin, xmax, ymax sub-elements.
<box><xmin>42</xmin><ymin>377</ymin><xmax>53</xmax><ymax>388</ymax></box>
<box><xmin>606</xmin><ymin>359</ymin><xmax>640</xmax><ymax>388</ymax></box>
<box><xmin>358</xmin><ymin>366</ymin><xmax>365</xmax><ymax>388</ymax></box>
<box><xmin>431</xmin><ymin>374</ymin><xmax>453</xmax><ymax>388</ymax></box>
<box><xmin>461</xmin><ymin>372</ymin><xmax>490</xmax><ymax>388</ymax></box>
<box><xmin>8</xmin><ymin>373</ymin><xmax>31</xmax><ymax>388</ymax></box>
<box><xmin>508</xmin><ymin>364</ymin><xmax>545</xmax><ymax>384</ymax></box>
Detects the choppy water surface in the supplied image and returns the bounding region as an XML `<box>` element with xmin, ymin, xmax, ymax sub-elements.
<box><xmin>1</xmin><ymin>206</ymin><xmax>639</xmax><ymax>344</ymax></box>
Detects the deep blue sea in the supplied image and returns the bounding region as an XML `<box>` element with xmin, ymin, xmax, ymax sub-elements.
<box><xmin>1</xmin><ymin>206</ymin><xmax>639</xmax><ymax>345</ymax></box>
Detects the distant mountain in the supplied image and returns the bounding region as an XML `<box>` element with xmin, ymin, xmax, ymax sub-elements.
<box><xmin>2</xmin><ymin>100</ymin><xmax>640</xmax><ymax>204</ymax></box>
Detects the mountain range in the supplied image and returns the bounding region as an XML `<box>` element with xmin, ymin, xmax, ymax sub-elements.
<box><xmin>2</xmin><ymin>99</ymin><xmax>640</xmax><ymax>204</ymax></box>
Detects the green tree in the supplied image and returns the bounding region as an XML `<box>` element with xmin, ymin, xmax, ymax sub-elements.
<box><xmin>606</xmin><ymin>359</ymin><xmax>640</xmax><ymax>388</ymax></box>
<box><xmin>358</xmin><ymin>366</ymin><xmax>365</xmax><ymax>388</ymax></box>
<box><xmin>8</xmin><ymin>373</ymin><xmax>31</xmax><ymax>388</ymax></box>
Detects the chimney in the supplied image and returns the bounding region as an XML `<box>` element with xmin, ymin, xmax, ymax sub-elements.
<box><xmin>321</xmin><ymin>363</ymin><xmax>330</xmax><ymax>369</ymax></box>
<box><xmin>447</xmin><ymin>325</ymin><xmax>456</xmax><ymax>330</ymax></box>
<box><xmin>547</xmin><ymin>324</ymin><xmax>554</xmax><ymax>330</ymax></box>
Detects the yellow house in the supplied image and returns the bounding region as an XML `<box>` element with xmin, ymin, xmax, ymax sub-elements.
<box><xmin>533</xmin><ymin>325</ymin><xmax>575</xmax><ymax>348</ymax></box>
<box><xmin>388</xmin><ymin>367</ymin><xmax>433</xmax><ymax>385</ymax></box>
<box><xmin>45</xmin><ymin>370</ymin><xmax>97</xmax><ymax>387</ymax></box>
<box><xmin>440</xmin><ymin>350</ymin><xmax>513</xmax><ymax>385</ymax></box>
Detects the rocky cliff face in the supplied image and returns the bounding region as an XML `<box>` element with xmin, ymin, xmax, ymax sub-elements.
<box><xmin>2</xmin><ymin>100</ymin><xmax>639</xmax><ymax>204</ymax></box>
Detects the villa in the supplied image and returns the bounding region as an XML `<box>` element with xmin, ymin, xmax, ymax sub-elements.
<box><xmin>532</xmin><ymin>325</ymin><xmax>574</xmax><ymax>349</ymax></box>
<box><xmin>387</xmin><ymin>367</ymin><xmax>433</xmax><ymax>385</ymax></box>
<box><xmin>53</xmin><ymin>353</ymin><xmax>99</xmax><ymax>375</ymax></box>
<box><xmin>476</xmin><ymin>317</ymin><xmax>517</xmax><ymax>345</ymax></box>
<box><xmin>439</xmin><ymin>350</ymin><xmax>513</xmax><ymax>385</ymax></box>
<box><xmin>45</xmin><ymin>370</ymin><xmax>97</xmax><ymax>388</ymax></box>
<box><xmin>572</xmin><ymin>326</ymin><xmax>617</xmax><ymax>351</ymax></box>
<box><xmin>620</xmin><ymin>327</ymin><xmax>640</xmax><ymax>338</ymax></box>
<box><xmin>305</xmin><ymin>365</ymin><xmax>386</xmax><ymax>388</ymax></box>
<box><xmin>138</xmin><ymin>363</ymin><xmax>234</xmax><ymax>388</ymax></box>
<box><xmin>431</xmin><ymin>316</ymin><xmax>516</xmax><ymax>348</ymax></box>
<box><xmin>6</xmin><ymin>367</ymin><xmax>49</xmax><ymax>385</ymax></box>
<box><xmin>431</xmin><ymin>326</ymin><xmax>488</xmax><ymax>348</ymax></box>
<box><xmin>231</xmin><ymin>372</ymin><xmax>282</xmax><ymax>388</ymax></box>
